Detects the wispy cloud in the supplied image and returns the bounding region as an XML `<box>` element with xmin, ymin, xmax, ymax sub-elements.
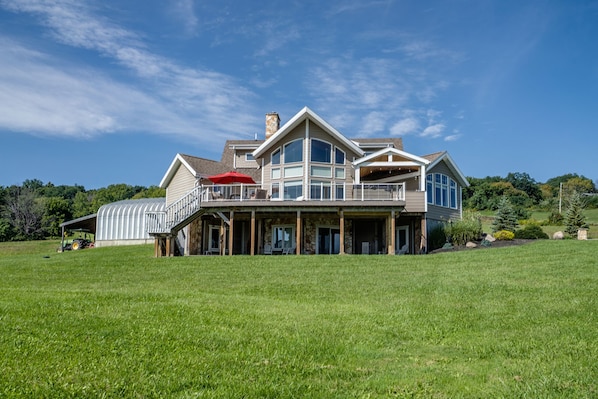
<box><xmin>170</xmin><ymin>0</ymin><xmax>199</xmax><ymax>36</ymax></box>
<box><xmin>0</xmin><ymin>0</ymin><xmax>258</xmax><ymax>142</ymax></box>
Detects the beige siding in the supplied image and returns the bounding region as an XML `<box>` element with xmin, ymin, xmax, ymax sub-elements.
<box><xmin>404</xmin><ymin>191</ymin><xmax>426</xmax><ymax>212</ymax></box>
<box><xmin>166</xmin><ymin>165</ymin><xmax>196</xmax><ymax>206</ymax></box>
<box><xmin>234</xmin><ymin>150</ymin><xmax>259</xmax><ymax>169</ymax></box>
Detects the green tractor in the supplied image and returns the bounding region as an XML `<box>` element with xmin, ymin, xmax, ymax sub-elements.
<box><xmin>63</xmin><ymin>229</ymin><xmax>94</xmax><ymax>251</ymax></box>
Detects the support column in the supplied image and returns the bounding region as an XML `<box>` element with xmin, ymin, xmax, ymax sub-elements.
<box><xmin>154</xmin><ymin>238</ymin><xmax>159</xmax><ymax>257</ymax></box>
<box><xmin>228</xmin><ymin>211</ymin><xmax>234</xmax><ymax>256</ymax></box>
<box><xmin>389</xmin><ymin>210</ymin><xmax>396</xmax><ymax>255</ymax></box>
<box><xmin>219</xmin><ymin>220</ymin><xmax>225</xmax><ymax>256</ymax></box>
<box><xmin>296</xmin><ymin>210</ymin><xmax>301</xmax><ymax>255</ymax></box>
<box><xmin>339</xmin><ymin>210</ymin><xmax>345</xmax><ymax>255</ymax></box>
<box><xmin>250</xmin><ymin>210</ymin><xmax>256</xmax><ymax>256</ymax></box>
<box><xmin>165</xmin><ymin>236</ymin><xmax>172</xmax><ymax>257</ymax></box>
<box><xmin>420</xmin><ymin>218</ymin><xmax>427</xmax><ymax>254</ymax></box>
<box><xmin>257</xmin><ymin>219</ymin><xmax>263</xmax><ymax>254</ymax></box>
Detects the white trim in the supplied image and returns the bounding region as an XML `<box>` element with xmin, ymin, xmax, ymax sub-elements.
<box><xmin>252</xmin><ymin>107</ymin><xmax>364</xmax><ymax>159</ymax></box>
<box><xmin>427</xmin><ymin>151</ymin><xmax>469</xmax><ymax>187</ymax></box>
<box><xmin>159</xmin><ymin>153</ymin><xmax>198</xmax><ymax>188</ymax></box>
<box><xmin>353</xmin><ymin>147</ymin><xmax>430</xmax><ymax>167</ymax></box>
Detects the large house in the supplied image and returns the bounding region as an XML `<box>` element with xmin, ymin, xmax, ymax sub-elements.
<box><xmin>146</xmin><ymin>107</ymin><xmax>468</xmax><ymax>256</ymax></box>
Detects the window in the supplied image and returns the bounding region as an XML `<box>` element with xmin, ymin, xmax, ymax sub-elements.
<box><xmin>271</xmin><ymin>182</ymin><xmax>280</xmax><ymax>199</ymax></box>
<box><xmin>441</xmin><ymin>175</ymin><xmax>448</xmax><ymax>207</ymax></box>
<box><xmin>450</xmin><ymin>179</ymin><xmax>457</xmax><ymax>209</ymax></box>
<box><xmin>283</xmin><ymin>180</ymin><xmax>302</xmax><ymax>199</ymax></box>
<box><xmin>335</xmin><ymin>167</ymin><xmax>345</xmax><ymax>179</ymax></box>
<box><xmin>272</xmin><ymin>148</ymin><xmax>280</xmax><ymax>165</ymax></box>
<box><xmin>434</xmin><ymin>174</ymin><xmax>442</xmax><ymax>206</ymax></box>
<box><xmin>310</xmin><ymin>180</ymin><xmax>331</xmax><ymax>200</ymax></box>
<box><xmin>427</xmin><ymin>175</ymin><xmax>433</xmax><ymax>204</ymax></box>
<box><xmin>273</xmin><ymin>226</ymin><xmax>294</xmax><ymax>250</ymax></box>
<box><xmin>284</xmin><ymin>140</ymin><xmax>303</xmax><ymax>163</ymax></box>
<box><xmin>284</xmin><ymin>165</ymin><xmax>303</xmax><ymax>178</ymax></box>
<box><xmin>428</xmin><ymin>173</ymin><xmax>458</xmax><ymax>209</ymax></box>
<box><xmin>311</xmin><ymin>165</ymin><xmax>332</xmax><ymax>178</ymax></box>
<box><xmin>335</xmin><ymin>148</ymin><xmax>345</xmax><ymax>164</ymax></box>
<box><xmin>335</xmin><ymin>184</ymin><xmax>345</xmax><ymax>201</ymax></box>
<box><xmin>311</xmin><ymin>139</ymin><xmax>332</xmax><ymax>163</ymax></box>
<box><xmin>271</xmin><ymin>168</ymin><xmax>280</xmax><ymax>179</ymax></box>
<box><xmin>245</xmin><ymin>153</ymin><xmax>255</xmax><ymax>161</ymax></box>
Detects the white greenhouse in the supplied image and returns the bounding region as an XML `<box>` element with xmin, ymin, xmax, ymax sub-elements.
<box><xmin>95</xmin><ymin>198</ymin><xmax>165</xmax><ymax>247</ymax></box>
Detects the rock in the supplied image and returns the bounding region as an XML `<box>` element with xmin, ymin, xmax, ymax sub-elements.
<box><xmin>553</xmin><ymin>231</ymin><xmax>564</xmax><ymax>240</ymax></box>
<box><xmin>466</xmin><ymin>241</ymin><xmax>477</xmax><ymax>248</ymax></box>
<box><xmin>485</xmin><ymin>234</ymin><xmax>496</xmax><ymax>242</ymax></box>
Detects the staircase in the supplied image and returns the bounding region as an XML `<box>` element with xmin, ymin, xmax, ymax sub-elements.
<box><xmin>145</xmin><ymin>186</ymin><xmax>206</xmax><ymax>235</ymax></box>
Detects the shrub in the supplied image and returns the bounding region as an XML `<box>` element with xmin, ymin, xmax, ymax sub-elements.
<box><xmin>548</xmin><ymin>211</ymin><xmax>564</xmax><ymax>225</ymax></box>
<box><xmin>514</xmin><ymin>225</ymin><xmax>549</xmax><ymax>239</ymax></box>
<box><xmin>494</xmin><ymin>230</ymin><xmax>515</xmax><ymax>241</ymax></box>
<box><xmin>445</xmin><ymin>211</ymin><xmax>483</xmax><ymax>246</ymax></box>
<box><xmin>428</xmin><ymin>224</ymin><xmax>447</xmax><ymax>252</ymax></box>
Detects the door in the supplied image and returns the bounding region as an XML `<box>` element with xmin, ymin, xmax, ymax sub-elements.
<box><xmin>317</xmin><ymin>227</ymin><xmax>340</xmax><ymax>254</ymax></box>
<box><xmin>396</xmin><ymin>225</ymin><xmax>409</xmax><ymax>254</ymax></box>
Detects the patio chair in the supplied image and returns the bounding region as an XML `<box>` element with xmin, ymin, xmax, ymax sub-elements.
<box><xmin>263</xmin><ymin>244</ymin><xmax>272</xmax><ymax>255</ymax></box>
<box><xmin>396</xmin><ymin>244</ymin><xmax>408</xmax><ymax>255</ymax></box>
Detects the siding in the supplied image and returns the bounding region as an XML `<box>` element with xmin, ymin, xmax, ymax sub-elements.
<box><xmin>426</xmin><ymin>159</ymin><xmax>463</xmax><ymax>222</ymax></box>
<box><xmin>404</xmin><ymin>191</ymin><xmax>426</xmax><ymax>212</ymax></box>
<box><xmin>167</xmin><ymin>164</ymin><xmax>196</xmax><ymax>206</ymax></box>
<box><xmin>234</xmin><ymin>150</ymin><xmax>259</xmax><ymax>169</ymax></box>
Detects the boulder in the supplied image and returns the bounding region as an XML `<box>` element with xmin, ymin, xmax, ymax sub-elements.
<box><xmin>485</xmin><ymin>234</ymin><xmax>496</xmax><ymax>242</ymax></box>
<box><xmin>466</xmin><ymin>241</ymin><xmax>477</xmax><ymax>248</ymax></box>
<box><xmin>553</xmin><ymin>231</ymin><xmax>564</xmax><ymax>240</ymax></box>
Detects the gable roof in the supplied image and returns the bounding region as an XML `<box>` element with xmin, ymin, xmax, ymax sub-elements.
<box><xmin>351</xmin><ymin>137</ymin><xmax>404</xmax><ymax>151</ymax></box>
<box><xmin>353</xmin><ymin>147</ymin><xmax>430</xmax><ymax>167</ymax></box>
<box><xmin>423</xmin><ymin>151</ymin><xmax>470</xmax><ymax>187</ymax></box>
<box><xmin>159</xmin><ymin>153</ymin><xmax>230</xmax><ymax>188</ymax></box>
<box><xmin>252</xmin><ymin>107</ymin><xmax>364</xmax><ymax>158</ymax></box>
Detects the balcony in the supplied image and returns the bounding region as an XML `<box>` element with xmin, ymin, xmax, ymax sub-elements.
<box><xmin>201</xmin><ymin>183</ymin><xmax>405</xmax><ymax>202</ymax></box>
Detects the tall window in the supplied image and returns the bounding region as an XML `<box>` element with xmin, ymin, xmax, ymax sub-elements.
<box><xmin>283</xmin><ymin>180</ymin><xmax>302</xmax><ymax>199</ymax></box>
<box><xmin>450</xmin><ymin>179</ymin><xmax>457</xmax><ymax>209</ymax></box>
<box><xmin>335</xmin><ymin>147</ymin><xmax>345</xmax><ymax>164</ymax></box>
<box><xmin>311</xmin><ymin>139</ymin><xmax>332</xmax><ymax>163</ymax></box>
<box><xmin>428</xmin><ymin>173</ymin><xmax>458</xmax><ymax>209</ymax></box>
<box><xmin>272</xmin><ymin>148</ymin><xmax>281</xmax><ymax>165</ymax></box>
<box><xmin>427</xmin><ymin>174</ymin><xmax>433</xmax><ymax>204</ymax></box>
<box><xmin>284</xmin><ymin>140</ymin><xmax>303</xmax><ymax>163</ymax></box>
<box><xmin>273</xmin><ymin>226</ymin><xmax>294</xmax><ymax>250</ymax></box>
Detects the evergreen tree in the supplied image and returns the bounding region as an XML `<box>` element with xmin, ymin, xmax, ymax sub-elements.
<box><xmin>564</xmin><ymin>191</ymin><xmax>588</xmax><ymax>236</ymax></box>
<box><xmin>492</xmin><ymin>196</ymin><xmax>519</xmax><ymax>233</ymax></box>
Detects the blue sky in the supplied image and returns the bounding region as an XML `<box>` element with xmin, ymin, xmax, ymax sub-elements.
<box><xmin>1</xmin><ymin>0</ymin><xmax>596</xmax><ymax>189</ymax></box>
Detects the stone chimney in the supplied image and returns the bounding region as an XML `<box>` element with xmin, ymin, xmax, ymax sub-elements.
<box><xmin>265</xmin><ymin>112</ymin><xmax>280</xmax><ymax>140</ymax></box>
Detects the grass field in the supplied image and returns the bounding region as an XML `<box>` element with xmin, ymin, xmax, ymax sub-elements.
<box><xmin>1</xmin><ymin>241</ymin><xmax>596</xmax><ymax>398</ymax></box>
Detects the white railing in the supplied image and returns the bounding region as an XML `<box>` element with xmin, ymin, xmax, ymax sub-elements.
<box><xmin>147</xmin><ymin>183</ymin><xmax>406</xmax><ymax>234</ymax></box>
<box><xmin>146</xmin><ymin>186</ymin><xmax>203</xmax><ymax>234</ymax></box>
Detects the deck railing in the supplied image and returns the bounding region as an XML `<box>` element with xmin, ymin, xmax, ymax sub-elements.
<box><xmin>146</xmin><ymin>183</ymin><xmax>406</xmax><ymax>234</ymax></box>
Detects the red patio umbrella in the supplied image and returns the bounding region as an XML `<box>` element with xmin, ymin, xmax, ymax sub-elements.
<box><xmin>207</xmin><ymin>171</ymin><xmax>256</xmax><ymax>184</ymax></box>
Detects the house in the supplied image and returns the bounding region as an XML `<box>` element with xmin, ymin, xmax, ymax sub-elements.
<box><xmin>146</xmin><ymin>107</ymin><xmax>468</xmax><ymax>256</ymax></box>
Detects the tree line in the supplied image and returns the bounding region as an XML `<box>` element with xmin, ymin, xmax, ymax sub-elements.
<box><xmin>0</xmin><ymin>173</ymin><xmax>595</xmax><ymax>242</ymax></box>
<box><xmin>463</xmin><ymin>172</ymin><xmax>597</xmax><ymax>220</ymax></box>
<box><xmin>0</xmin><ymin>179</ymin><xmax>164</xmax><ymax>241</ymax></box>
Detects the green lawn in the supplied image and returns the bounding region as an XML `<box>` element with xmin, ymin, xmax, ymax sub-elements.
<box><xmin>0</xmin><ymin>241</ymin><xmax>596</xmax><ymax>398</ymax></box>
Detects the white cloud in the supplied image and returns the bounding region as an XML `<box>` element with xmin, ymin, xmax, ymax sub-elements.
<box><xmin>390</xmin><ymin>117</ymin><xmax>420</xmax><ymax>136</ymax></box>
<box><xmin>0</xmin><ymin>1</ymin><xmax>259</xmax><ymax>142</ymax></box>
<box><xmin>444</xmin><ymin>134</ymin><xmax>461</xmax><ymax>142</ymax></box>
<box><xmin>421</xmin><ymin>123</ymin><xmax>445</xmax><ymax>138</ymax></box>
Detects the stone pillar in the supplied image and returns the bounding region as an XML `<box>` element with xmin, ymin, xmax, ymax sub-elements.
<box><xmin>339</xmin><ymin>210</ymin><xmax>345</xmax><ymax>255</ymax></box>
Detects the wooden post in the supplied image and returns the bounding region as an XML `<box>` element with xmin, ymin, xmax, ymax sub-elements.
<box><xmin>220</xmin><ymin>220</ymin><xmax>225</xmax><ymax>256</ymax></box>
<box><xmin>154</xmin><ymin>238</ymin><xmax>159</xmax><ymax>257</ymax></box>
<box><xmin>296</xmin><ymin>210</ymin><xmax>301</xmax><ymax>255</ymax></box>
<box><xmin>165</xmin><ymin>236</ymin><xmax>171</xmax><ymax>257</ymax></box>
<box><xmin>420</xmin><ymin>218</ymin><xmax>427</xmax><ymax>254</ymax></box>
<box><xmin>250</xmin><ymin>210</ymin><xmax>256</xmax><ymax>255</ymax></box>
<box><xmin>389</xmin><ymin>210</ymin><xmax>396</xmax><ymax>255</ymax></box>
<box><xmin>339</xmin><ymin>210</ymin><xmax>345</xmax><ymax>255</ymax></box>
<box><xmin>228</xmin><ymin>211</ymin><xmax>234</xmax><ymax>256</ymax></box>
